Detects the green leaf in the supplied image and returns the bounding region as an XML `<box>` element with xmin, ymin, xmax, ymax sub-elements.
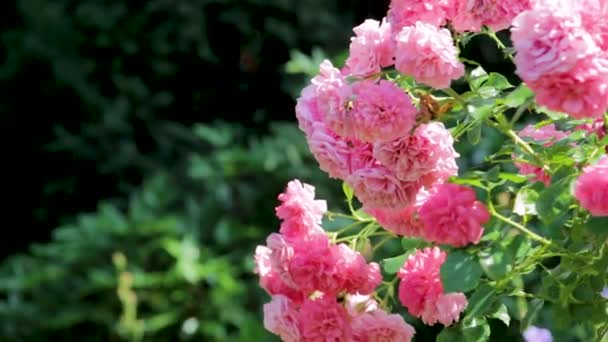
<box><xmin>441</xmin><ymin>251</ymin><xmax>483</xmax><ymax>293</ymax></box>
<box><xmin>437</xmin><ymin>325</ymin><xmax>464</xmax><ymax>342</ymax></box>
<box><xmin>536</xmin><ymin>106</ymin><xmax>569</xmax><ymax>120</ymax></box>
<box><xmin>498</xmin><ymin>172</ymin><xmax>529</xmax><ymax>184</ymax></box>
<box><xmin>585</xmin><ymin>216</ymin><xmax>608</xmax><ymax>237</ymax></box>
<box><xmin>466</xmin><ymin>284</ymin><xmax>497</xmax><ymax>319</ymax></box>
<box><xmin>479</xmin><ymin>249</ymin><xmax>511</xmax><ymax>280</ymax></box>
<box><xmin>522</xmin><ymin>299</ymin><xmax>544</xmax><ymax>329</ymax></box>
<box><xmin>469</xmin><ymin>66</ymin><xmax>488</xmax><ymax>90</ymax></box>
<box><xmin>489</xmin><ymin>303</ymin><xmax>510</xmax><ymax>326</ymax></box>
<box><xmin>503</xmin><ymin>84</ymin><xmax>534</xmax><ymax>108</ymax></box>
<box><xmin>468</xmin><ymin>123</ymin><xmax>482</xmax><ymax>145</ymax></box>
<box><xmin>486</xmin><ymin>73</ymin><xmax>513</xmax><ymax>90</ymax></box>
<box><xmin>536</xmin><ymin>177</ymin><xmax>573</xmax><ymax>223</ymax></box>
<box><xmin>382</xmin><ymin>254</ymin><xmax>409</xmax><ymax>274</ymax></box>
<box><xmin>462</xmin><ymin>317</ymin><xmax>491</xmax><ymax>342</ymax></box>
<box><xmin>401</xmin><ymin>237</ymin><xmax>425</xmax><ymax>251</ymax></box>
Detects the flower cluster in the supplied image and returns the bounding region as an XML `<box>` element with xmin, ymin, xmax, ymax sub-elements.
<box><xmin>388</xmin><ymin>0</ymin><xmax>531</xmax><ymax>33</ymax></box>
<box><xmin>255</xmin><ymin>180</ymin><xmax>390</xmax><ymax>340</ymax></box>
<box><xmin>512</xmin><ymin>0</ymin><xmax>608</xmax><ymax>118</ymax></box>
<box><xmin>397</xmin><ymin>247</ymin><xmax>468</xmax><ymax>325</ymax></box>
<box><xmin>264</xmin><ymin>294</ymin><xmax>415</xmax><ymax>342</ymax></box>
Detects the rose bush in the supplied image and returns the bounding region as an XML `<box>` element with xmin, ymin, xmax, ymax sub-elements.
<box><xmin>255</xmin><ymin>0</ymin><xmax>608</xmax><ymax>341</ymax></box>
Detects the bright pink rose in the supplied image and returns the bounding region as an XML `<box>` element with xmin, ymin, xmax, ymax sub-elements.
<box><xmin>263</xmin><ymin>295</ymin><xmax>301</xmax><ymax>342</ymax></box>
<box><xmin>395</xmin><ymin>22</ymin><xmax>464</xmax><ymax>89</ymax></box>
<box><xmin>451</xmin><ymin>0</ymin><xmax>532</xmax><ymax>32</ymax></box>
<box><xmin>327</xmin><ymin>80</ymin><xmax>417</xmax><ymax>143</ymax></box>
<box><xmin>276</xmin><ymin>179</ymin><xmax>327</xmax><ymax>239</ymax></box>
<box><xmin>512</xmin><ymin>1</ymin><xmax>599</xmax><ymax>82</ymax></box>
<box><xmin>574</xmin><ymin>157</ymin><xmax>608</xmax><ymax>216</ymax></box>
<box><xmin>527</xmin><ymin>57</ymin><xmax>608</xmax><ymax>119</ymax></box>
<box><xmin>374</xmin><ymin>122</ymin><xmax>459</xmax><ymax>186</ymax></box>
<box><xmin>298</xmin><ymin>296</ymin><xmax>353</xmax><ymax>342</ymax></box>
<box><xmin>388</xmin><ymin>0</ymin><xmax>456</xmax><ymax>29</ymax></box>
<box><xmin>333</xmin><ymin>244</ymin><xmax>382</xmax><ymax>295</ymax></box>
<box><xmin>288</xmin><ymin>234</ymin><xmax>345</xmax><ymax>296</ymax></box>
<box><xmin>347</xmin><ymin>163</ymin><xmax>423</xmax><ymax>208</ymax></box>
<box><xmin>397</xmin><ymin>247</ymin><xmax>446</xmax><ymax>317</ymax></box>
<box><xmin>398</xmin><ymin>247</ymin><xmax>467</xmax><ymax>326</ymax></box>
<box><xmin>515</xmin><ymin>124</ymin><xmax>568</xmax><ymax>185</ymax></box>
<box><xmin>365</xmin><ymin>189</ymin><xmax>430</xmax><ymax>237</ymax></box>
<box><xmin>422</xmin><ymin>293</ymin><xmax>468</xmax><ymax>326</ymax></box>
<box><xmin>345</xmin><ymin>19</ymin><xmax>395</xmax><ymax>77</ymax></box>
<box><xmin>352</xmin><ymin>310</ymin><xmax>416</xmax><ymax>342</ymax></box>
<box><xmin>419</xmin><ymin>184</ymin><xmax>489</xmax><ymax>247</ymax></box>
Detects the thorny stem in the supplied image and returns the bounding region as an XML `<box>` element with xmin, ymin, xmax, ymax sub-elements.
<box><xmin>485</xmin><ymin>30</ymin><xmax>515</xmax><ymax>63</ymax></box>
<box><xmin>491</xmin><ymin>209</ymin><xmax>552</xmax><ymax>246</ymax></box>
<box><xmin>442</xmin><ymin>87</ymin><xmax>465</xmax><ymax>104</ymax></box>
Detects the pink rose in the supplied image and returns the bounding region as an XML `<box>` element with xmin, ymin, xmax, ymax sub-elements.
<box><xmin>395</xmin><ymin>22</ymin><xmax>464</xmax><ymax>89</ymax></box>
<box><xmin>345</xmin><ymin>19</ymin><xmax>395</xmax><ymax>77</ymax></box>
<box><xmin>333</xmin><ymin>244</ymin><xmax>382</xmax><ymax>295</ymax></box>
<box><xmin>398</xmin><ymin>247</ymin><xmax>468</xmax><ymax>326</ymax></box>
<box><xmin>276</xmin><ymin>179</ymin><xmax>327</xmax><ymax>239</ymax></box>
<box><xmin>373</xmin><ymin>122</ymin><xmax>459</xmax><ymax>186</ymax></box>
<box><xmin>574</xmin><ymin>157</ymin><xmax>608</xmax><ymax>216</ymax></box>
<box><xmin>418</xmin><ymin>184</ymin><xmax>489</xmax><ymax>247</ymax></box>
<box><xmin>365</xmin><ymin>189</ymin><xmax>430</xmax><ymax>237</ymax></box>
<box><xmin>352</xmin><ymin>309</ymin><xmax>416</xmax><ymax>341</ymax></box>
<box><xmin>298</xmin><ymin>296</ymin><xmax>353</xmax><ymax>342</ymax></box>
<box><xmin>327</xmin><ymin>79</ymin><xmax>417</xmax><ymax>143</ymax></box>
<box><xmin>263</xmin><ymin>295</ymin><xmax>300</xmax><ymax>342</ymax></box>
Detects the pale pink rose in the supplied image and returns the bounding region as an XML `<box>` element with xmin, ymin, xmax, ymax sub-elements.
<box><xmin>263</xmin><ymin>295</ymin><xmax>301</xmax><ymax>342</ymax></box>
<box><xmin>288</xmin><ymin>234</ymin><xmax>346</xmax><ymax>296</ymax></box>
<box><xmin>352</xmin><ymin>310</ymin><xmax>416</xmax><ymax>341</ymax></box>
<box><xmin>388</xmin><ymin>0</ymin><xmax>456</xmax><ymax>29</ymax></box>
<box><xmin>345</xmin><ymin>19</ymin><xmax>395</xmax><ymax>77</ymax></box>
<box><xmin>527</xmin><ymin>57</ymin><xmax>608</xmax><ymax>119</ymax></box>
<box><xmin>451</xmin><ymin>0</ymin><xmax>532</xmax><ymax>32</ymax></box>
<box><xmin>347</xmin><ymin>163</ymin><xmax>423</xmax><ymax>208</ymax></box>
<box><xmin>295</xmin><ymin>84</ymin><xmax>324</xmax><ymax>137</ymax></box>
<box><xmin>253</xmin><ymin>245</ymin><xmax>303</xmax><ymax>303</ymax></box>
<box><xmin>327</xmin><ymin>79</ymin><xmax>417</xmax><ymax>143</ymax></box>
<box><xmin>398</xmin><ymin>248</ymin><xmax>467</xmax><ymax>326</ymax></box>
<box><xmin>574</xmin><ymin>157</ymin><xmax>608</xmax><ymax>216</ymax></box>
<box><xmin>333</xmin><ymin>244</ymin><xmax>382</xmax><ymax>295</ymax></box>
<box><xmin>395</xmin><ymin>22</ymin><xmax>464</xmax><ymax>89</ymax></box>
<box><xmin>365</xmin><ymin>189</ymin><xmax>430</xmax><ymax>237</ymax></box>
<box><xmin>307</xmin><ymin>122</ymin><xmax>353</xmax><ymax>179</ymax></box>
<box><xmin>515</xmin><ymin>124</ymin><xmax>568</xmax><ymax>185</ymax></box>
<box><xmin>397</xmin><ymin>247</ymin><xmax>446</xmax><ymax>317</ymax></box>
<box><xmin>344</xmin><ymin>294</ymin><xmax>379</xmax><ymax>317</ymax></box>
<box><xmin>298</xmin><ymin>296</ymin><xmax>353</xmax><ymax>342</ymax></box>
<box><xmin>276</xmin><ymin>179</ymin><xmax>327</xmax><ymax>239</ymax></box>
<box><xmin>422</xmin><ymin>293</ymin><xmax>468</xmax><ymax>326</ymax></box>
<box><xmin>512</xmin><ymin>1</ymin><xmax>599</xmax><ymax>82</ymax></box>
<box><xmin>374</xmin><ymin>122</ymin><xmax>459</xmax><ymax>186</ymax></box>
<box><xmin>419</xmin><ymin>183</ymin><xmax>489</xmax><ymax>247</ymax></box>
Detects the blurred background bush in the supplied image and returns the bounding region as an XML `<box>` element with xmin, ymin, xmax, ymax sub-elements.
<box><xmin>0</xmin><ymin>0</ymin><xmax>511</xmax><ymax>340</ymax></box>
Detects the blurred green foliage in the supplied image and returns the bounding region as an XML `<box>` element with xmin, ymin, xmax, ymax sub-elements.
<box><xmin>0</xmin><ymin>122</ymin><xmax>341</xmax><ymax>341</ymax></box>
